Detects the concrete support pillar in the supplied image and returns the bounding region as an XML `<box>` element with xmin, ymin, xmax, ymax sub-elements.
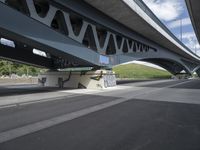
<box><xmin>38</xmin><ymin>70</ymin><xmax>116</xmax><ymax>89</ymax></box>
<box><xmin>172</xmin><ymin>73</ymin><xmax>191</xmax><ymax>79</ymax></box>
<box><xmin>196</xmin><ymin>69</ymin><xmax>200</xmax><ymax>78</ymax></box>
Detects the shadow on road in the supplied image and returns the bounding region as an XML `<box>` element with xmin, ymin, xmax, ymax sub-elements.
<box><xmin>0</xmin><ymin>84</ymin><xmax>71</xmax><ymax>97</ymax></box>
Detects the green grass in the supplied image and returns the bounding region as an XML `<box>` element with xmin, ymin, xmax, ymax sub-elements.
<box><xmin>113</xmin><ymin>63</ymin><xmax>171</xmax><ymax>79</ymax></box>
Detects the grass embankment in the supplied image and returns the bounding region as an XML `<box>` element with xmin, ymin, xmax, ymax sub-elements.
<box><xmin>113</xmin><ymin>64</ymin><xmax>171</xmax><ymax>79</ymax></box>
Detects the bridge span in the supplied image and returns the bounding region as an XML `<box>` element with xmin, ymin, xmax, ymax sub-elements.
<box><xmin>0</xmin><ymin>0</ymin><xmax>200</xmax><ymax>88</ymax></box>
<box><xmin>185</xmin><ymin>0</ymin><xmax>200</xmax><ymax>77</ymax></box>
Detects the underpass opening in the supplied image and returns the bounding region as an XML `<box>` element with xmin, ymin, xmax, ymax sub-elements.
<box><xmin>0</xmin><ymin>58</ymin><xmax>48</xmax><ymax>96</ymax></box>
<box><xmin>141</xmin><ymin>58</ymin><xmax>191</xmax><ymax>76</ymax></box>
<box><xmin>113</xmin><ymin>60</ymin><xmax>172</xmax><ymax>80</ymax></box>
<box><xmin>0</xmin><ymin>35</ymin><xmax>116</xmax><ymax>89</ymax></box>
<box><xmin>0</xmin><ymin>65</ymin><xmax>64</xmax><ymax>97</ymax></box>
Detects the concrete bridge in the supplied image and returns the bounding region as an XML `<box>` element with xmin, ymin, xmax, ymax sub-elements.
<box><xmin>0</xmin><ymin>0</ymin><xmax>200</xmax><ymax>88</ymax></box>
<box><xmin>186</xmin><ymin>0</ymin><xmax>200</xmax><ymax>77</ymax></box>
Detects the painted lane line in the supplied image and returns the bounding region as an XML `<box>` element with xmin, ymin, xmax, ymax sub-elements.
<box><xmin>0</xmin><ymin>97</ymin><xmax>129</xmax><ymax>143</ymax></box>
<box><xmin>0</xmin><ymin>94</ymin><xmax>80</xmax><ymax>110</ymax></box>
<box><xmin>166</xmin><ymin>80</ymin><xmax>192</xmax><ymax>88</ymax></box>
<box><xmin>0</xmin><ymin>85</ymin><xmax>133</xmax><ymax>109</ymax></box>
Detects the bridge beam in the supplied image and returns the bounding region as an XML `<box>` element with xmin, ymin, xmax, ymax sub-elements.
<box><xmin>0</xmin><ymin>44</ymin><xmax>54</xmax><ymax>68</ymax></box>
<box><xmin>0</xmin><ymin>2</ymin><xmax>100</xmax><ymax>68</ymax></box>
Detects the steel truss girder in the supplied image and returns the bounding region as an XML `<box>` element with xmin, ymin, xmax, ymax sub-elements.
<box><xmin>0</xmin><ymin>1</ymin><xmax>199</xmax><ymax>73</ymax></box>
<box><xmin>0</xmin><ymin>2</ymin><xmax>99</xmax><ymax>68</ymax></box>
<box><xmin>0</xmin><ymin>0</ymin><xmax>157</xmax><ymax>55</ymax></box>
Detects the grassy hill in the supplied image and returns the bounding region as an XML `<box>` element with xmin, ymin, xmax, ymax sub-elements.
<box><xmin>113</xmin><ymin>63</ymin><xmax>171</xmax><ymax>79</ymax></box>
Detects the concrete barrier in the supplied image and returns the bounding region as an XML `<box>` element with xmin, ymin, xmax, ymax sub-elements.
<box><xmin>38</xmin><ymin>70</ymin><xmax>116</xmax><ymax>89</ymax></box>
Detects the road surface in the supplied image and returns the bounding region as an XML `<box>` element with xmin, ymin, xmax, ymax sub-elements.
<box><xmin>0</xmin><ymin>79</ymin><xmax>200</xmax><ymax>150</ymax></box>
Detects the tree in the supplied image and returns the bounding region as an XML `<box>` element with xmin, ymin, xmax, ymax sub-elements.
<box><xmin>0</xmin><ymin>59</ymin><xmax>44</xmax><ymax>77</ymax></box>
<box><xmin>0</xmin><ymin>60</ymin><xmax>13</xmax><ymax>76</ymax></box>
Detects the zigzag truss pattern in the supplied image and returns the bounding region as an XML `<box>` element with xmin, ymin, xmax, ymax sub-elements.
<box><xmin>0</xmin><ymin>0</ymin><xmax>157</xmax><ymax>56</ymax></box>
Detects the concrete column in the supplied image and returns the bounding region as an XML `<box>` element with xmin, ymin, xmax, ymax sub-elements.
<box><xmin>196</xmin><ymin>69</ymin><xmax>200</xmax><ymax>78</ymax></box>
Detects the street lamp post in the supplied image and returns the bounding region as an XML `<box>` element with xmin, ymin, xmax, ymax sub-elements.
<box><xmin>180</xmin><ymin>18</ymin><xmax>182</xmax><ymax>42</ymax></box>
<box><xmin>195</xmin><ymin>38</ymin><xmax>198</xmax><ymax>54</ymax></box>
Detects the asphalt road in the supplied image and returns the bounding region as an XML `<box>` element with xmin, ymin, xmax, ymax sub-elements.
<box><xmin>0</xmin><ymin>84</ymin><xmax>62</xmax><ymax>97</ymax></box>
<box><xmin>0</xmin><ymin>79</ymin><xmax>200</xmax><ymax>150</ymax></box>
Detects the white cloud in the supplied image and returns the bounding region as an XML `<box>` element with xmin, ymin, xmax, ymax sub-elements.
<box><xmin>143</xmin><ymin>0</ymin><xmax>183</xmax><ymax>21</ymax></box>
<box><xmin>175</xmin><ymin>31</ymin><xmax>200</xmax><ymax>55</ymax></box>
<box><xmin>142</xmin><ymin>0</ymin><xmax>200</xmax><ymax>56</ymax></box>
<box><xmin>184</xmin><ymin>34</ymin><xmax>200</xmax><ymax>54</ymax></box>
<box><xmin>167</xmin><ymin>17</ymin><xmax>191</xmax><ymax>29</ymax></box>
<box><xmin>181</xmin><ymin>32</ymin><xmax>196</xmax><ymax>39</ymax></box>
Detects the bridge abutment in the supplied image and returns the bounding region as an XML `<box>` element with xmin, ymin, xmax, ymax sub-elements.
<box><xmin>38</xmin><ymin>70</ymin><xmax>116</xmax><ymax>89</ymax></box>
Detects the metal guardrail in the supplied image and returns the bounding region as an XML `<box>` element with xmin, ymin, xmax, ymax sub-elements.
<box><xmin>133</xmin><ymin>0</ymin><xmax>199</xmax><ymax>58</ymax></box>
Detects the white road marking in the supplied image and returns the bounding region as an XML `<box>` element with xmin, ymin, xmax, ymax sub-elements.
<box><xmin>166</xmin><ymin>80</ymin><xmax>192</xmax><ymax>88</ymax></box>
<box><xmin>0</xmin><ymin>94</ymin><xmax>79</xmax><ymax>109</ymax></box>
<box><xmin>0</xmin><ymin>97</ymin><xmax>130</xmax><ymax>143</ymax></box>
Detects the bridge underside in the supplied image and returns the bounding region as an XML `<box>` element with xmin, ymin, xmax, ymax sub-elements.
<box><xmin>0</xmin><ymin>34</ymin><xmax>97</xmax><ymax>69</ymax></box>
<box><xmin>0</xmin><ymin>39</ymin><xmax>53</xmax><ymax>68</ymax></box>
<box><xmin>0</xmin><ymin>0</ymin><xmax>199</xmax><ymax>77</ymax></box>
<box><xmin>186</xmin><ymin>0</ymin><xmax>200</xmax><ymax>45</ymax></box>
<box><xmin>142</xmin><ymin>58</ymin><xmax>190</xmax><ymax>75</ymax></box>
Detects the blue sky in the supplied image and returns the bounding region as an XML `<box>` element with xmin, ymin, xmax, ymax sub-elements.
<box><xmin>142</xmin><ymin>0</ymin><xmax>200</xmax><ymax>56</ymax></box>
